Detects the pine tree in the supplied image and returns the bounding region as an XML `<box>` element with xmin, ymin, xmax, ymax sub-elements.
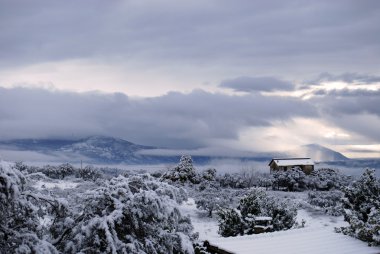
<box><xmin>338</xmin><ymin>169</ymin><xmax>380</xmax><ymax>245</ymax></box>
<box><xmin>162</xmin><ymin>155</ymin><xmax>200</xmax><ymax>184</ymax></box>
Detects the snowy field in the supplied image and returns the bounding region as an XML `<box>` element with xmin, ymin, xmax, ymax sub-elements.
<box><xmin>180</xmin><ymin>198</ymin><xmax>380</xmax><ymax>254</ymax></box>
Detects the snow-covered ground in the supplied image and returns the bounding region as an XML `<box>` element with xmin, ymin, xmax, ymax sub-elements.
<box><xmin>33</xmin><ymin>179</ymin><xmax>80</xmax><ymax>190</ymax></box>
<box><xmin>180</xmin><ymin>198</ymin><xmax>380</xmax><ymax>254</ymax></box>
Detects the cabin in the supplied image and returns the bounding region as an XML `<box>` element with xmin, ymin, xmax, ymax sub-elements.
<box><xmin>268</xmin><ymin>158</ymin><xmax>314</xmax><ymax>175</ymax></box>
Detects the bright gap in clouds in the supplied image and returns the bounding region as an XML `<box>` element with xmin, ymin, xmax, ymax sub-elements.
<box><xmin>342</xmin><ymin>144</ymin><xmax>380</xmax><ymax>159</ymax></box>
<box><xmin>0</xmin><ymin>59</ymin><xmax>221</xmax><ymax>97</ymax></box>
<box><xmin>237</xmin><ymin>117</ymin><xmax>355</xmax><ymax>155</ymax></box>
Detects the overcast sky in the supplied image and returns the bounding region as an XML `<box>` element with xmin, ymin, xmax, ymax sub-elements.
<box><xmin>0</xmin><ymin>0</ymin><xmax>380</xmax><ymax>158</ymax></box>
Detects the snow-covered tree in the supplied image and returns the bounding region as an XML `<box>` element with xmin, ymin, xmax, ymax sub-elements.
<box><xmin>217</xmin><ymin>189</ymin><xmax>297</xmax><ymax>237</ymax></box>
<box><xmin>216</xmin><ymin>173</ymin><xmax>251</xmax><ymax>189</ymax></box>
<box><xmin>308</xmin><ymin>190</ymin><xmax>344</xmax><ymax>216</ymax></box>
<box><xmin>2</xmin><ymin>161</ymin><xmax>196</xmax><ymax>253</ymax></box>
<box><xmin>201</xmin><ymin>168</ymin><xmax>216</xmax><ymax>182</ymax></box>
<box><xmin>272</xmin><ymin>167</ymin><xmax>307</xmax><ymax>191</ymax></box>
<box><xmin>338</xmin><ymin>169</ymin><xmax>380</xmax><ymax>246</ymax></box>
<box><xmin>239</xmin><ymin>189</ymin><xmax>297</xmax><ymax>232</ymax></box>
<box><xmin>217</xmin><ymin>208</ymin><xmax>244</xmax><ymax>237</ymax></box>
<box><xmin>162</xmin><ymin>155</ymin><xmax>200</xmax><ymax>184</ymax></box>
<box><xmin>76</xmin><ymin>165</ymin><xmax>103</xmax><ymax>181</ymax></box>
<box><xmin>195</xmin><ymin>189</ymin><xmax>233</xmax><ymax>218</ymax></box>
<box><xmin>308</xmin><ymin>168</ymin><xmax>350</xmax><ymax>191</ymax></box>
<box><xmin>54</xmin><ymin>175</ymin><xmax>195</xmax><ymax>253</ymax></box>
<box><xmin>0</xmin><ymin>162</ymin><xmax>58</xmax><ymax>253</ymax></box>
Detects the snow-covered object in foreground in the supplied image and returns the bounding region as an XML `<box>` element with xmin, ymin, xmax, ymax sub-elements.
<box><xmin>218</xmin><ymin>189</ymin><xmax>297</xmax><ymax>237</ymax></box>
<box><xmin>308</xmin><ymin>190</ymin><xmax>344</xmax><ymax>216</ymax></box>
<box><xmin>0</xmin><ymin>161</ymin><xmax>58</xmax><ymax>254</ymax></box>
<box><xmin>338</xmin><ymin>169</ymin><xmax>380</xmax><ymax>246</ymax></box>
<box><xmin>57</xmin><ymin>174</ymin><xmax>195</xmax><ymax>254</ymax></box>
<box><xmin>211</xmin><ymin>227</ymin><xmax>379</xmax><ymax>254</ymax></box>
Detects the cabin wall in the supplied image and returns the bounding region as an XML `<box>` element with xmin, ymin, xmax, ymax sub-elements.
<box><xmin>303</xmin><ymin>165</ymin><xmax>314</xmax><ymax>175</ymax></box>
<box><xmin>270</xmin><ymin>164</ymin><xmax>314</xmax><ymax>174</ymax></box>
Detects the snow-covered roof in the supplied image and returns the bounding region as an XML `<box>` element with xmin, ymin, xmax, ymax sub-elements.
<box><xmin>269</xmin><ymin>158</ymin><xmax>314</xmax><ymax>166</ymax></box>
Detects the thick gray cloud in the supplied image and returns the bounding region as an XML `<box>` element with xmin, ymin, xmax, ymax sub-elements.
<box><xmin>1</xmin><ymin>1</ymin><xmax>380</xmax><ymax>157</ymax></box>
<box><xmin>309</xmin><ymin>88</ymin><xmax>380</xmax><ymax>142</ymax></box>
<box><xmin>220</xmin><ymin>76</ymin><xmax>294</xmax><ymax>92</ymax></box>
<box><xmin>0</xmin><ymin>87</ymin><xmax>316</xmax><ymax>148</ymax></box>
<box><xmin>311</xmin><ymin>88</ymin><xmax>380</xmax><ymax>116</ymax></box>
<box><xmin>0</xmin><ymin>0</ymin><xmax>379</xmax><ymax>77</ymax></box>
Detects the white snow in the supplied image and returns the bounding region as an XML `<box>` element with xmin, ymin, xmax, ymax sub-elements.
<box><xmin>180</xmin><ymin>198</ymin><xmax>380</xmax><ymax>254</ymax></box>
<box><xmin>34</xmin><ymin>180</ymin><xmax>79</xmax><ymax>190</ymax></box>
<box><xmin>210</xmin><ymin>227</ymin><xmax>379</xmax><ymax>254</ymax></box>
<box><xmin>272</xmin><ymin>158</ymin><xmax>314</xmax><ymax>166</ymax></box>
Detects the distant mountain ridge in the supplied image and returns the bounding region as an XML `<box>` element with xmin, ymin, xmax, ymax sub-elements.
<box><xmin>290</xmin><ymin>144</ymin><xmax>348</xmax><ymax>162</ymax></box>
<box><xmin>0</xmin><ymin>136</ymin><xmax>161</xmax><ymax>164</ymax></box>
<box><xmin>0</xmin><ymin>135</ymin><xmax>349</xmax><ymax>164</ymax></box>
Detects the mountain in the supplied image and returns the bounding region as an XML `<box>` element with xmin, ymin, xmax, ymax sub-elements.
<box><xmin>58</xmin><ymin>136</ymin><xmax>158</xmax><ymax>163</ymax></box>
<box><xmin>0</xmin><ymin>136</ymin><xmax>158</xmax><ymax>164</ymax></box>
<box><xmin>289</xmin><ymin>144</ymin><xmax>348</xmax><ymax>162</ymax></box>
<box><xmin>0</xmin><ymin>136</ymin><xmax>349</xmax><ymax>164</ymax></box>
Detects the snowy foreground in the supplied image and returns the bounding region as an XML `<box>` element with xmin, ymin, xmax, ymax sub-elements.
<box><xmin>180</xmin><ymin>199</ymin><xmax>380</xmax><ymax>254</ymax></box>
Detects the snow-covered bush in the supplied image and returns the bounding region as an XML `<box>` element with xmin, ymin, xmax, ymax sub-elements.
<box><xmin>26</xmin><ymin>164</ymin><xmax>76</xmax><ymax>180</ymax></box>
<box><xmin>217</xmin><ymin>189</ymin><xmax>297</xmax><ymax>237</ymax></box>
<box><xmin>217</xmin><ymin>208</ymin><xmax>244</xmax><ymax>237</ymax></box>
<box><xmin>195</xmin><ymin>188</ymin><xmax>233</xmax><ymax>218</ymax></box>
<box><xmin>75</xmin><ymin>165</ymin><xmax>103</xmax><ymax>181</ymax></box>
<box><xmin>162</xmin><ymin>155</ymin><xmax>200</xmax><ymax>184</ymax></box>
<box><xmin>1</xmin><ymin>161</ymin><xmax>196</xmax><ymax>253</ymax></box>
<box><xmin>0</xmin><ymin>162</ymin><xmax>58</xmax><ymax>253</ymax></box>
<box><xmin>337</xmin><ymin>169</ymin><xmax>380</xmax><ymax>246</ymax></box>
<box><xmin>12</xmin><ymin>161</ymin><xmax>29</xmax><ymax>172</ymax></box>
<box><xmin>216</xmin><ymin>173</ymin><xmax>250</xmax><ymax>189</ymax></box>
<box><xmin>239</xmin><ymin>189</ymin><xmax>297</xmax><ymax>232</ymax></box>
<box><xmin>272</xmin><ymin>167</ymin><xmax>307</xmax><ymax>191</ymax></box>
<box><xmin>308</xmin><ymin>168</ymin><xmax>350</xmax><ymax>191</ymax></box>
<box><xmin>201</xmin><ymin>168</ymin><xmax>216</xmax><ymax>182</ymax></box>
<box><xmin>257</xmin><ymin>175</ymin><xmax>274</xmax><ymax>190</ymax></box>
<box><xmin>308</xmin><ymin>190</ymin><xmax>344</xmax><ymax>216</ymax></box>
<box><xmin>55</xmin><ymin>175</ymin><xmax>195</xmax><ymax>253</ymax></box>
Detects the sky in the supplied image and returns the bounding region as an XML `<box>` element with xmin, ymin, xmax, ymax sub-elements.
<box><xmin>0</xmin><ymin>0</ymin><xmax>380</xmax><ymax>158</ymax></box>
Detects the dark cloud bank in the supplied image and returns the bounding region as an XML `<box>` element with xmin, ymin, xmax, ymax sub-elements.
<box><xmin>1</xmin><ymin>85</ymin><xmax>380</xmax><ymax>149</ymax></box>
<box><xmin>0</xmin><ymin>87</ymin><xmax>315</xmax><ymax>148</ymax></box>
<box><xmin>1</xmin><ymin>0</ymin><xmax>380</xmax><ymax>75</ymax></box>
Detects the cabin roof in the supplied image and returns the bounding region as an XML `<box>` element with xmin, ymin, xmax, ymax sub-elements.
<box><xmin>268</xmin><ymin>158</ymin><xmax>314</xmax><ymax>166</ymax></box>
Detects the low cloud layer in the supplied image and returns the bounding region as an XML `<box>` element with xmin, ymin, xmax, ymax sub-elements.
<box><xmin>0</xmin><ymin>87</ymin><xmax>315</xmax><ymax>149</ymax></box>
<box><xmin>219</xmin><ymin>76</ymin><xmax>294</xmax><ymax>92</ymax></box>
<box><xmin>1</xmin><ymin>84</ymin><xmax>380</xmax><ymax>156</ymax></box>
<box><xmin>311</xmin><ymin>72</ymin><xmax>380</xmax><ymax>85</ymax></box>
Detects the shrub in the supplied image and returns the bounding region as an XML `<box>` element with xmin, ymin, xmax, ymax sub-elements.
<box><xmin>337</xmin><ymin>169</ymin><xmax>380</xmax><ymax>246</ymax></box>
<box><xmin>75</xmin><ymin>165</ymin><xmax>103</xmax><ymax>181</ymax></box>
<box><xmin>217</xmin><ymin>208</ymin><xmax>244</xmax><ymax>237</ymax></box>
<box><xmin>217</xmin><ymin>189</ymin><xmax>297</xmax><ymax>237</ymax></box>
<box><xmin>0</xmin><ymin>162</ymin><xmax>58</xmax><ymax>253</ymax></box>
<box><xmin>195</xmin><ymin>188</ymin><xmax>233</xmax><ymax>218</ymax></box>
<box><xmin>308</xmin><ymin>168</ymin><xmax>350</xmax><ymax>191</ymax></box>
<box><xmin>308</xmin><ymin>190</ymin><xmax>344</xmax><ymax>216</ymax></box>
<box><xmin>272</xmin><ymin>167</ymin><xmax>306</xmax><ymax>191</ymax></box>
<box><xmin>162</xmin><ymin>155</ymin><xmax>200</xmax><ymax>184</ymax></box>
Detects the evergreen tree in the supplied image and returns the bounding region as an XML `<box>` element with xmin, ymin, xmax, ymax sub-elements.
<box><xmin>217</xmin><ymin>208</ymin><xmax>244</xmax><ymax>237</ymax></box>
<box><xmin>338</xmin><ymin>169</ymin><xmax>380</xmax><ymax>245</ymax></box>
<box><xmin>162</xmin><ymin>155</ymin><xmax>200</xmax><ymax>184</ymax></box>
